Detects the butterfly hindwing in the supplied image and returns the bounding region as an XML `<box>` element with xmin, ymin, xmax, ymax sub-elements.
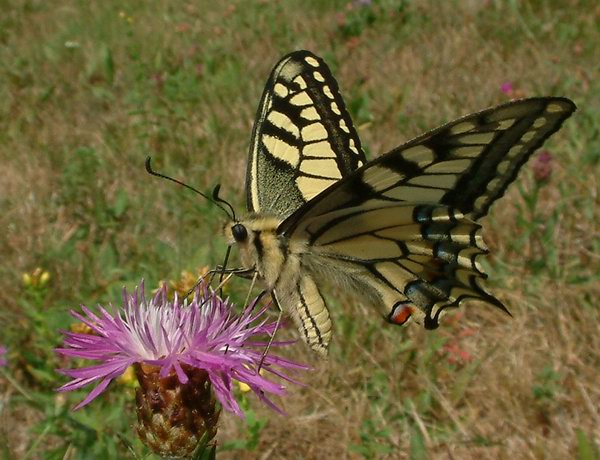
<box><xmin>246</xmin><ymin>50</ymin><xmax>366</xmax><ymax>219</ymax></box>
<box><xmin>295</xmin><ymin>203</ymin><xmax>502</xmax><ymax>328</ymax></box>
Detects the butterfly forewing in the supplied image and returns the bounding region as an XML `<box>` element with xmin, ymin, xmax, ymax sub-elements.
<box><xmin>246</xmin><ymin>50</ymin><xmax>366</xmax><ymax>219</ymax></box>
<box><xmin>280</xmin><ymin>97</ymin><xmax>576</xmax><ymax>233</ymax></box>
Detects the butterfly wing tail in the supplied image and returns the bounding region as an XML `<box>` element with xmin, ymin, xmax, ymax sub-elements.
<box><xmin>398</xmin><ymin>205</ymin><xmax>509</xmax><ymax>328</ymax></box>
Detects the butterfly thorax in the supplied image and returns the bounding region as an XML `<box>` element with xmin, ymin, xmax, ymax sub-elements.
<box><xmin>224</xmin><ymin>214</ymin><xmax>305</xmax><ymax>290</ymax></box>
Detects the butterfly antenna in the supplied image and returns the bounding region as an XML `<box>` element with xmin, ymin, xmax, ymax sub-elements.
<box><xmin>212</xmin><ymin>184</ymin><xmax>237</xmax><ymax>221</ymax></box>
<box><xmin>145</xmin><ymin>156</ymin><xmax>234</xmax><ymax>220</ymax></box>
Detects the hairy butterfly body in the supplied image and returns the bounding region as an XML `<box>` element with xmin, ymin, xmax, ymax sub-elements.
<box><xmin>224</xmin><ymin>50</ymin><xmax>575</xmax><ymax>355</ymax></box>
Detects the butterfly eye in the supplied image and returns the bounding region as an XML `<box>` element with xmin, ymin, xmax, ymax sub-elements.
<box><xmin>231</xmin><ymin>224</ymin><xmax>248</xmax><ymax>242</ymax></box>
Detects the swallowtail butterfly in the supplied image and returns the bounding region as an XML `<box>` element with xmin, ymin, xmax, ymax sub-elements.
<box><xmin>223</xmin><ymin>50</ymin><xmax>575</xmax><ymax>355</ymax></box>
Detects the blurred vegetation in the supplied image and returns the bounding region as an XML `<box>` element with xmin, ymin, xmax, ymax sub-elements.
<box><xmin>0</xmin><ymin>0</ymin><xmax>598</xmax><ymax>458</ymax></box>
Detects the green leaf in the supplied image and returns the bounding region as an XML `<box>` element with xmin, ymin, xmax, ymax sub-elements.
<box><xmin>409</xmin><ymin>426</ymin><xmax>427</xmax><ymax>460</ymax></box>
<box><xmin>576</xmin><ymin>429</ymin><xmax>599</xmax><ymax>460</ymax></box>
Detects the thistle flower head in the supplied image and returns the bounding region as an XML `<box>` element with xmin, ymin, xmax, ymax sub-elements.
<box><xmin>56</xmin><ymin>280</ymin><xmax>307</xmax><ymax>416</ymax></box>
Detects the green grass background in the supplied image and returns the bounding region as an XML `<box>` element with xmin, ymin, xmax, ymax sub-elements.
<box><xmin>1</xmin><ymin>0</ymin><xmax>598</xmax><ymax>458</ymax></box>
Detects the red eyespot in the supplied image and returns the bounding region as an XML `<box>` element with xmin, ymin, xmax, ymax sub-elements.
<box><xmin>388</xmin><ymin>303</ymin><xmax>414</xmax><ymax>326</ymax></box>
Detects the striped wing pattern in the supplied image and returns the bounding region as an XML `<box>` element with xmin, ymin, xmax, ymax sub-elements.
<box><xmin>246</xmin><ymin>50</ymin><xmax>366</xmax><ymax>219</ymax></box>
<box><xmin>281</xmin><ymin>97</ymin><xmax>575</xmax><ymax>327</ymax></box>
<box><xmin>273</xmin><ymin>274</ymin><xmax>332</xmax><ymax>355</ymax></box>
<box><xmin>295</xmin><ymin>203</ymin><xmax>498</xmax><ymax>328</ymax></box>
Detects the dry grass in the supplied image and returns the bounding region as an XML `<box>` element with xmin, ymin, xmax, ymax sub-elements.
<box><xmin>1</xmin><ymin>0</ymin><xmax>598</xmax><ymax>458</ymax></box>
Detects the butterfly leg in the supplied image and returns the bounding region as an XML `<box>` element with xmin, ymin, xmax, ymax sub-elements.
<box><xmin>211</xmin><ymin>266</ymin><xmax>257</xmax><ymax>279</ymax></box>
<box><xmin>258</xmin><ymin>300</ymin><xmax>283</xmax><ymax>372</ymax></box>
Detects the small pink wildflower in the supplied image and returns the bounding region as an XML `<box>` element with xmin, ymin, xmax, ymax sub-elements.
<box><xmin>532</xmin><ymin>150</ymin><xmax>553</xmax><ymax>182</ymax></box>
<box><xmin>500</xmin><ymin>81</ymin><xmax>513</xmax><ymax>96</ymax></box>
<box><xmin>0</xmin><ymin>346</ymin><xmax>7</xmax><ymax>367</ymax></box>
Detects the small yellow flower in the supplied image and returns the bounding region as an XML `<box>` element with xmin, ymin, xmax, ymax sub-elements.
<box><xmin>39</xmin><ymin>271</ymin><xmax>50</xmax><ymax>287</ymax></box>
<box><xmin>22</xmin><ymin>267</ymin><xmax>51</xmax><ymax>288</ymax></box>
<box><xmin>237</xmin><ymin>381</ymin><xmax>252</xmax><ymax>393</ymax></box>
<box><xmin>236</xmin><ymin>366</ymin><xmax>266</xmax><ymax>393</ymax></box>
<box><xmin>117</xmin><ymin>365</ymin><xmax>137</xmax><ymax>386</ymax></box>
<box><xmin>70</xmin><ymin>322</ymin><xmax>94</xmax><ymax>335</ymax></box>
<box><xmin>168</xmin><ymin>267</ymin><xmax>210</xmax><ymax>299</ymax></box>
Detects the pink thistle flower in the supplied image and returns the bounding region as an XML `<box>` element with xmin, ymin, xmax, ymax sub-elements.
<box><xmin>56</xmin><ymin>280</ymin><xmax>307</xmax><ymax>417</ymax></box>
<box><xmin>500</xmin><ymin>81</ymin><xmax>513</xmax><ymax>95</ymax></box>
<box><xmin>0</xmin><ymin>346</ymin><xmax>7</xmax><ymax>367</ymax></box>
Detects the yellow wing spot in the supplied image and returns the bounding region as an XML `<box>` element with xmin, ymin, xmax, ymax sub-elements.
<box><xmin>303</xmin><ymin>140</ymin><xmax>336</xmax><ymax>158</ymax></box>
<box><xmin>431</xmin><ymin>207</ymin><xmax>452</xmax><ymax>221</ymax></box>
<box><xmin>401</xmin><ymin>145</ymin><xmax>435</xmax><ymax>165</ymax></box>
<box><xmin>506</xmin><ymin>145</ymin><xmax>522</xmax><ymax>158</ymax></box>
<box><xmin>408</xmin><ymin>174</ymin><xmax>457</xmax><ymax>189</ymax></box>
<box><xmin>301</xmin><ymin>123</ymin><xmax>328</xmax><ymax>142</ymax></box>
<box><xmin>362</xmin><ymin>165</ymin><xmax>404</xmax><ymax>191</ymax></box>
<box><xmin>487</xmin><ymin>177</ymin><xmax>501</xmax><ymax>191</ymax></box>
<box><xmin>546</xmin><ymin>102</ymin><xmax>566</xmax><ymax>113</ymax></box>
<box><xmin>384</xmin><ymin>186</ymin><xmax>445</xmax><ymax>202</ymax></box>
<box><xmin>496</xmin><ymin>160</ymin><xmax>511</xmax><ymax>174</ymax></box>
<box><xmin>450</xmin><ymin>146</ymin><xmax>482</xmax><ymax>158</ymax></box>
<box><xmin>349</xmin><ymin>138</ymin><xmax>359</xmax><ymax>154</ymax></box>
<box><xmin>323</xmin><ymin>86</ymin><xmax>334</xmax><ymax>99</ymax></box>
<box><xmin>450</xmin><ymin>225</ymin><xmax>476</xmax><ymax>245</ymax></box>
<box><xmin>313</xmin><ymin>71</ymin><xmax>325</xmax><ymax>82</ymax></box>
<box><xmin>273</xmin><ymin>83</ymin><xmax>288</xmax><ymax>98</ymax></box>
<box><xmin>293</xmin><ymin>76</ymin><xmax>307</xmax><ymax>90</ymax></box>
<box><xmin>331</xmin><ymin>102</ymin><xmax>341</xmax><ymax>115</ymax></box>
<box><xmin>425</xmin><ymin>159</ymin><xmax>471</xmax><ymax>173</ymax></box>
<box><xmin>267</xmin><ymin>111</ymin><xmax>299</xmax><ymax>137</ymax></box>
<box><xmin>290</xmin><ymin>91</ymin><xmax>313</xmax><ymax>107</ymax></box>
<box><xmin>520</xmin><ymin>131</ymin><xmax>537</xmax><ymax>143</ymax></box>
<box><xmin>450</xmin><ymin>121</ymin><xmax>476</xmax><ymax>134</ymax></box>
<box><xmin>474</xmin><ymin>195</ymin><xmax>488</xmax><ymax>212</ymax></box>
<box><xmin>339</xmin><ymin>119</ymin><xmax>350</xmax><ymax>133</ymax></box>
<box><xmin>299</xmin><ymin>158</ymin><xmax>342</xmax><ymax>179</ymax></box>
<box><xmin>496</xmin><ymin>118</ymin><xmax>515</xmax><ymax>129</ymax></box>
<box><xmin>263</xmin><ymin>134</ymin><xmax>300</xmax><ymax>166</ymax></box>
<box><xmin>532</xmin><ymin>117</ymin><xmax>547</xmax><ymax>128</ymax></box>
<box><xmin>488</xmin><ymin>103</ymin><xmax>537</xmax><ymax>121</ymax></box>
<box><xmin>296</xmin><ymin>176</ymin><xmax>337</xmax><ymax>200</ymax></box>
<box><xmin>300</xmin><ymin>107</ymin><xmax>320</xmax><ymax>121</ymax></box>
<box><xmin>305</xmin><ymin>56</ymin><xmax>320</xmax><ymax>67</ymax></box>
<box><xmin>456</xmin><ymin>132</ymin><xmax>496</xmax><ymax>145</ymax></box>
